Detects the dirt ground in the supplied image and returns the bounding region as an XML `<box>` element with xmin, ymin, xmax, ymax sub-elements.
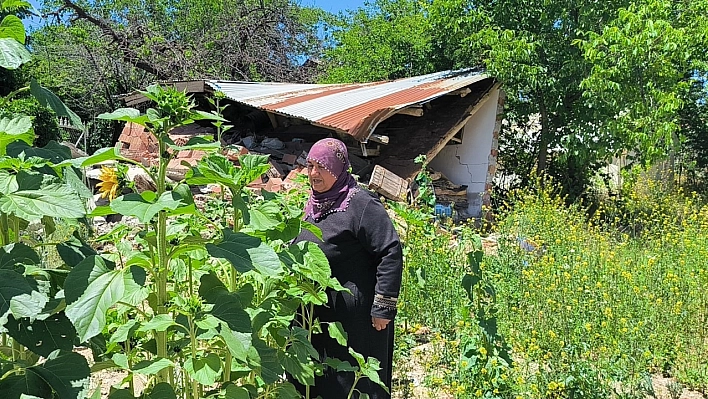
<box><xmin>390</xmin><ymin>338</ymin><xmax>706</xmax><ymax>399</ymax></box>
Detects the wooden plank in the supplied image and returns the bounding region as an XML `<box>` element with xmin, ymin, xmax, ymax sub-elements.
<box><xmin>368</xmin><ymin>134</ymin><xmax>389</xmax><ymax>145</ymax></box>
<box><xmin>447</xmin><ymin>88</ymin><xmax>472</xmax><ymax>97</ymax></box>
<box><xmin>397</xmin><ymin>107</ymin><xmax>424</xmax><ymax>117</ymax></box>
<box><xmin>266</xmin><ymin>112</ymin><xmax>279</xmax><ymax>129</ymax></box>
<box><xmin>349</xmin><ymin>144</ymin><xmax>380</xmax><ymax>158</ymax></box>
<box><xmin>426</xmin><ymin>83</ymin><xmax>501</xmax><ymax>162</ymax></box>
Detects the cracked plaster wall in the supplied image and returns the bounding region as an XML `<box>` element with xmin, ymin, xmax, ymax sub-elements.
<box><xmin>429</xmin><ymin>89</ymin><xmax>500</xmax><ymax>216</ymax></box>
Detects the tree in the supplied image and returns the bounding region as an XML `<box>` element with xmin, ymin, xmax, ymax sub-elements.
<box><xmin>579</xmin><ymin>0</ymin><xmax>708</xmax><ymax>164</ymax></box>
<box><xmin>28</xmin><ymin>0</ymin><xmax>327</xmax><ymax>148</ymax></box>
<box><xmin>421</xmin><ymin>0</ymin><xmax>708</xmax><ymax>199</ymax></box>
<box><xmin>320</xmin><ymin>0</ymin><xmax>441</xmax><ymax>83</ymax></box>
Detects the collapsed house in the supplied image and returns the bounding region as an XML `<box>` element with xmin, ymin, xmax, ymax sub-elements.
<box><xmin>120</xmin><ymin>69</ymin><xmax>504</xmax><ymax>218</ymax></box>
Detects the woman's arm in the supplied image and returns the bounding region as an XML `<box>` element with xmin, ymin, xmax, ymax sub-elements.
<box><xmin>356</xmin><ymin>196</ymin><xmax>403</xmax><ymax>321</ymax></box>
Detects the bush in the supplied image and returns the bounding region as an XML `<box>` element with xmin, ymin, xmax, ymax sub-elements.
<box><xmin>0</xmin><ymin>96</ymin><xmax>61</xmax><ymax>147</ymax></box>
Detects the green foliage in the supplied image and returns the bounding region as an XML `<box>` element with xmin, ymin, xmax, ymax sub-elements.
<box><xmin>0</xmin><ymin>85</ymin><xmax>384</xmax><ymax>399</ymax></box>
<box><xmin>0</xmin><ymin>96</ymin><xmax>61</xmax><ymax>147</ymax></box>
<box><xmin>321</xmin><ymin>0</ymin><xmax>438</xmax><ymax>83</ymax></box>
<box><xmin>579</xmin><ymin>0</ymin><xmax>708</xmax><ymax>163</ymax></box>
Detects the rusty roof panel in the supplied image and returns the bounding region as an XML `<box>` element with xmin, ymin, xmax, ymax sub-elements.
<box><xmin>206</xmin><ymin>69</ymin><xmax>491</xmax><ymax>141</ymax></box>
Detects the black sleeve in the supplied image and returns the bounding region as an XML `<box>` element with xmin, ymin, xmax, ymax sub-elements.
<box><xmin>356</xmin><ymin>196</ymin><xmax>403</xmax><ymax>320</ymax></box>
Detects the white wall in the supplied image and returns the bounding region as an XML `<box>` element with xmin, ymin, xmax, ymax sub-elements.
<box><xmin>429</xmin><ymin>89</ymin><xmax>500</xmax><ymax>216</ymax></box>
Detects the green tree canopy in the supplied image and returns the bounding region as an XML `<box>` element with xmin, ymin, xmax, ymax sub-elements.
<box><xmin>323</xmin><ymin>0</ymin><xmax>708</xmax><ymax>199</ymax></box>
<box><xmin>321</xmin><ymin>0</ymin><xmax>440</xmax><ymax>83</ymax></box>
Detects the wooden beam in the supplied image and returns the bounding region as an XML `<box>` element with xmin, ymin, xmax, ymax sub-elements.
<box><xmin>369</xmin><ymin>134</ymin><xmax>389</xmax><ymax>145</ymax></box>
<box><xmin>349</xmin><ymin>144</ymin><xmax>380</xmax><ymax>157</ymax></box>
<box><xmin>448</xmin><ymin>88</ymin><xmax>472</xmax><ymax>97</ymax></box>
<box><xmin>266</xmin><ymin>112</ymin><xmax>279</xmax><ymax>129</ymax></box>
<box><xmin>426</xmin><ymin>83</ymin><xmax>501</xmax><ymax>162</ymax></box>
<box><xmin>397</xmin><ymin>107</ymin><xmax>424</xmax><ymax>117</ymax></box>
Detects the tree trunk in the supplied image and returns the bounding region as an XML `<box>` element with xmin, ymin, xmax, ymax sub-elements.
<box><xmin>537</xmin><ymin>95</ymin><xmax>550</xmax><ymax>174</ymax></box>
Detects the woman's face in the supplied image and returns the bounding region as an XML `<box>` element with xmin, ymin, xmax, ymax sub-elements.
<box><xmin>306</xmin><ymin>161</ymin><xmax>337</xmax><ymax>193</ymax></box>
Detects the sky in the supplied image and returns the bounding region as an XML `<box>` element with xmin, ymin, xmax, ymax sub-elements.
<box><xmin>303</xmin><ymin>0</ymin><xmax>366</xmax><ymax>13</ymax></box>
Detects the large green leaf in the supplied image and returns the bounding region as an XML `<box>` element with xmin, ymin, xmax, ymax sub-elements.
<box><xmin>0</xmin><ymin>242</ymin><xmax>39</xmax><ymax>269</ymax></box>
<box><xmin>137</xmin><ymin>314</ymin><xmax>175</xmax><ymax>332</ymax></box>
<box><xmin>237</xmin><ymin>154</ymin><xmax>272</xmax><ymax>186</ymax></box>
<box><xmin>5</xmin><ymin>313</ymin><xmax>77</xmax><ymax>357</ymax></box>
<box><xmin>7</xmin><ymin>140</ymin><xmax>73</xmax><ymax>164</ymax></box>
<box><xmin>97</xmin><ymin>108</ymin><xmax>149</xmax><ymax>126</ymax></box>
<box><xmin>144</xmin><ymin>383</ymin><xmax>176</xmax><ymax>399</ymax></box>
<box><xmin>109</xmin><ymin>319</ymin><xmax>137</xmax><ymax>344</ymax></box>
<box><xmin>328</xmin><ymin>321</ymin><xmax>348</xmax><ymax>347</ymax></box>
<box><xmin>210</xmin><ymin>294</ymin><xmax>252</xmax><ymax>333</ymax></box>
<box><xmin>198</xmin><ymin>272</ymin><xmax>229</xmax><ymax>304</ymax></box>
<box><xmin>217</xmin><ymin>323</ymin><xmax>251</xmax><ymax>363</ymax></box>
<box><xmin>289</xmin><ymin>327</ymin><xmax>318</xmax><ymax>361</ymax></box>
<box><xmin>0</xmin><ymin>37</ymin><xmax>30</xmax><ymax>69</ymax></box>
<box><xmin>253</xmin><ymin>339</ymin><xmax>283</xmax><ymax>385</ymax></box>
<box><xmin>221</xmin><ymin>385</ymin><xmax>251</xmax><ymax>399</ymax></box>
<box><xmin>0</xmin><ymin>116</ymin><xmax>33</xmax><ymax>155</ymax></box>
<box><xmin>0</xmin><ymin>15</ymin><xmax>25</xmax><ymax>44</ymax></box>
<box><xmin>1</xmin><ymin>0</ymin><xmax>32</xmax><ymax>12</ymax></box>
<box><xmin>78</xmin><ymin>146</ymin><xmax>128</xmax><ymax>167</ymax></box>
<box><xmin>269</xmin><ymin>382</ymin><xmax>300</xmax><ymax>399</ymax></box>
<box><xmin>279</xmin><ymin>347</ymin><xmax>314</xmax><ymax>386</ymax></box>
<box><xmin>9</xmin><ymin>290</ymin><xmax>47</xmax><ymax>321</ymax></box>
<box><xmin>185</xmin><ymin>153</ymin><xmax>240</xmax><ymax>189</ymax></box>
<box><xmin>64</xmin><ymin>165</ymin><xmax>93</xmax><ymax>199</ymax></box>
<box><xmin>0</xmin><ymin>182</ymin><xmax>86</xmax><ymax>221</ymax></box>
<box><xmin>56</xmin><ymin>233</ymin><xmax>97</xmax><ymax>267</ymax></box>
<box><xmin>0</xmin><ymin>372</ymin><xmax>51</xmax><ymax>398</ymax></box>
<box><xmin>132</xmin><ymin>358</ymin><xmax>173</xmax><ymax>375</ymax></box>
<box><xmin>184</xmin><ymin>353</ymin><xmax>222</xmax><ymax>386</ymax></box>
<box><xmin>30</xmin><ymin>79</ymin><xmax>83</xmax><ymax>129</ymax></box>
<box><xmin>0</xmin><ymin>269</ymin><xmax>33</xmax><ymax>324</ymax></box>
<box><xmin>279</xmin><ymin>241</ymin><xmax>331</xmax><ymax>287</ymax></box>
<box><xmin>0</xmin><ymin>169</ymin><xmax>18</xmax><ymax>194</ymax></box>
<box><xmin>247</xmin><ymin>201</ymin><xmax>281</xmax><ymax>231</ymax></box>
<box><xmin>207</xmin><ymin>230</ymin><xmax>283</xmax><ymax>276</ymax></box>
<box><xmin>65</xmin><ymin>256</ymin><xmax>126</xmax><ymax>342</ymax></box>
<box><xmin>110</xmin><ymin>191</ymin><xmax>182</xmax><ymax>224</ymax></box>
<box><xmin>27</xmin><ymin>352</ymin><xmax>91</xmax><ymax>399</ymax></box>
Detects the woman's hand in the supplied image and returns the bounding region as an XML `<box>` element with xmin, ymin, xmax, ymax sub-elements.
<box><xmin>371</xmin><ymin>317</ymin><xmax>391</xmax><ymax>331</ymax></box>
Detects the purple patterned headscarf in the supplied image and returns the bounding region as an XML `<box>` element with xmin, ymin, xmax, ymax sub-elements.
<box><xmin>304</xmin><ymin>138</ymin><xmax>359</xmax><ymax>221</ymax></box>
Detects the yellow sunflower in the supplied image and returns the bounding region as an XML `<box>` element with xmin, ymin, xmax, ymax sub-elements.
<box><xmin>97</xmin><ymin>166</ymin><xmax>120</xmax><ymax>200</ymax></box>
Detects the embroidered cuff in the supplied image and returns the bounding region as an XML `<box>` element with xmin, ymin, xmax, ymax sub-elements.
<box><xmin>373</xmin><ymin>293</ymin><xmax>398</xmax><ymax>310</ymax></box>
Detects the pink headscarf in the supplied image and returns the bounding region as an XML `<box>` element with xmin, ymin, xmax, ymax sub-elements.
<box><xmin>304</xmin><ymin>138</ymin><xmax>359</xmax><ymax>221</ymax></box>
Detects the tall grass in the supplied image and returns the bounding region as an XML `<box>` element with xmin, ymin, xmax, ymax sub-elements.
<box><xmin>394</xmin><ymin>175</ymin><xmax>708</xmax><ymax>398</ymax></box>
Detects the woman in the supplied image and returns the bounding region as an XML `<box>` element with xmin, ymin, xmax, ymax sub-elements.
<box><xmin>295</xmin><ymin>138</ymin><xmax>403</xmax><ymax>399</ymax></box>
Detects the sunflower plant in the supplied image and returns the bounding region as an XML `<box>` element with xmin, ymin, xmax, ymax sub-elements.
<box><xmin>96</xmin><ymin>163</ymin><xmax>129</xmax><ymax>201</ymax></box>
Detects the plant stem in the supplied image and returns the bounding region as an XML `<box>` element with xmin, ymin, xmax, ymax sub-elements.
<box><xmin>3</xmin><ymin>86</ymin><xmax>30</xmax><ymax>104</ymax></box>
<box><xmin>155</xmin><ymin>135</ymin><xmax>171</xmax><ymax>384</ymax></box>
<box><xmin>12</xmin><ymin>217</ymin><xmax>19</xmax><ymax>244</ymax></box>
<box><xmin>0</xmin><ymin>213</ymin><xmax>9</xmax><ymax>246</ymax></box>
<box><xmin>232</xmin><ymin>189</ymin><xmax>244</xmax><ymax>232</ymax></box>
<box><xmin>346</xmin><ymin>375</ymin><xmax>361</xmax><ymax>399</ymax></box>
<box><xmin>189</xmin><ymin>315</ymin><xmax>199</xmax><ymax>399</ymax></box>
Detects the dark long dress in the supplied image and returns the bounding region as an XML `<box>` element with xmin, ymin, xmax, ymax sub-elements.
<box><xmin>294</xmin><ymin>189</ymin><xmax>403</xmax><ymax>399</ymax></box>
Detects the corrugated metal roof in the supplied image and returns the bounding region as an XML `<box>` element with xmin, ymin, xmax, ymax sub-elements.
<box><xmin>206</xmin><ymin>69</ymin><xmax>491</xmax><ymax>141</ymax></box>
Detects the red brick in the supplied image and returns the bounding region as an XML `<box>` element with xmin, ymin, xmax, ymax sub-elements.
<box><xmin>264</xmin><ymin>178</ymin><xmax>283</xmax><ymax>193</ymax></box>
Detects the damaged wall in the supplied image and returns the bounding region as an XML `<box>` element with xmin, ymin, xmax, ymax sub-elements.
<box><xmin>429</xmin><ymin>88</ymin><xmax>501</xmax><ymax>217</ymax></box>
